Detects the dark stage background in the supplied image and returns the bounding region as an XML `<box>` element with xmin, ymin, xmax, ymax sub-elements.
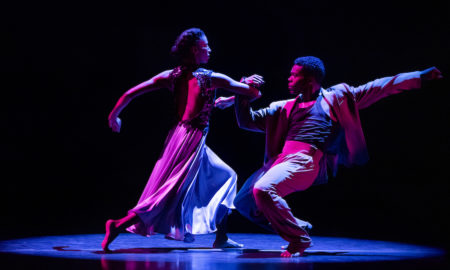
<box><xmin>3</xmin><ymin>0</ymin><xmax>449</xmax><ymax>251</ymax></box>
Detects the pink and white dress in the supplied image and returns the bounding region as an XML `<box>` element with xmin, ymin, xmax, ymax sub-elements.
<box><xmin>126</xmin><ymin>67</ymin><xmax>237</xmax><ymax>240</ymax></box>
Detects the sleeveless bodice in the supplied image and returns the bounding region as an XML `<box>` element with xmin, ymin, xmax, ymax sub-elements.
<box><xmin>169</xmin><ymin>66</ymin><xmax>216</xmax><ymax>130</ymax></box>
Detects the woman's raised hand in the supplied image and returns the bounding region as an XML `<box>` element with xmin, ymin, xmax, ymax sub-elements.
<box><xmin>243</xmin><ymin>74</ymin><xmax>265</xmax><ymax>88</ymax></box>
<box><xmin>108</xmin><ymin>115</ymin><xmax>122</xmax><ymax>133</ymax></box>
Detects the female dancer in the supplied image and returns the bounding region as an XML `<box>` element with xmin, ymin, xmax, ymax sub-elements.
<box><xmin>102</xmin><ymin>28</ymin><xmax>264</xmax><ymax>252</ymax></box>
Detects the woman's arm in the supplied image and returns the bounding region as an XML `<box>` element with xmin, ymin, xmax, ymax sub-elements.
<box><xmin>211</xmin><ymin>73</ymin><xmax>263</xmax><ymax>100</ymax></box>
<box><xmin>214</xmin><ymin>75</ymin><xmax>264</xmax><ymax>109</ymax></box>
<box><xmin>108</xmin><ymin>69</ymin><xmax>172</xmax><ymax>132</ymax></box>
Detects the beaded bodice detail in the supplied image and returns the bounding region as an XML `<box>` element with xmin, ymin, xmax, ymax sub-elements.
<box><xmin>169</xmin><ymin>66</ymin><xmax>216</xmax><ymax>129</ymax></box>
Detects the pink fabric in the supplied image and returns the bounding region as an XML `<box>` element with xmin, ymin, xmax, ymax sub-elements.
<box><xmin>126</xmin><ymin>122</ymin><xmax>237</xmax><ymax>239</ymax></box>
<box><xmin>252</xmin><ymin>142</ymin><xmax>323</xmax><ymax>243</ymax></box>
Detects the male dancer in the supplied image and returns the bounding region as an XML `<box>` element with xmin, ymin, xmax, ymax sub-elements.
<box><xmin>216</xmin><ymin>56</ymin><xmax>442</xmax><ymax>257</ymax></box>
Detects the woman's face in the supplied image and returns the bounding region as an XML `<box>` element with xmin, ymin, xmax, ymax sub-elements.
<box><xmin>194</xmin><ymin>35</ymin><xmax>211</xmax><ymax>64</ymax></box>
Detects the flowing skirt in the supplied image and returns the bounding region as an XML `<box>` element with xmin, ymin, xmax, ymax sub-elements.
<box><xmin>126</xmin><ymin>122</ymin><xmax>236</xmax><ymax>240</ymax></box>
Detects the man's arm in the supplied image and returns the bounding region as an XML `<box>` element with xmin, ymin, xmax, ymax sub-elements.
<box><xmin>234</xmin><ymin>96</ymin><xmax>267</xmax><ymax>132</ymax></box>
<box><xmin>349</xmin><ymin>67</ymin><xmax>442</xmax><ymax>109</ymax></box>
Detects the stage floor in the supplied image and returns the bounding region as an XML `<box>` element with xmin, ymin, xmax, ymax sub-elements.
<box><xmin>1</xmin><ymin>233</ymin><xmax>448</xmax><ymax>269</ymax></box>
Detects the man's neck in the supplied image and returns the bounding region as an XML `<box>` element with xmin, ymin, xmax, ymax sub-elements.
<box><xmin>299</xmin><ymin>89</ymin><xmax>320</xmax><ymax>102</ymax></box>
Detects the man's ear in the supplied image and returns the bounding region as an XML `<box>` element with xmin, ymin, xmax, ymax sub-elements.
<box><xmin>304</xmin><ymin>77</ymin><xmax>313</xmax><ymax>86</ymax></box>
<box><xmin>307</xmin><ymin>76</ymin><xmax>319</xmax><ymax>87</ymax></box>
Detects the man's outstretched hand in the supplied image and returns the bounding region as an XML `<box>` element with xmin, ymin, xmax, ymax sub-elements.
<box><xmin>420</xmin><ymin>67</ymin><xmax>443</xmax><ymax>81</ymax></box>
<box><xmin>215</xmin><ymin>96</ymin><xmax>235</xmax><ymax>109</ymax></box>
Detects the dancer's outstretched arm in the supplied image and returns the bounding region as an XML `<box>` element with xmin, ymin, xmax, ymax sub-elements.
<box><xmin>348</xmin><ymin>67</ymin><xmax>442</xmax><ymax>110</ymax></box>
<box><xmin>211</xmin><ymin>73</ymin><xmax>263</xmax><ymax>100</ymax></box>
<box><xmin>214</xmin><ymin>75</ymin><xmax>264</xmax><ymax>109</ymax></box>
<box><xmin>214</xmin><ymin>75</ymin><xmax>274</xmax><ymax>133</ymax></box>
<box><xmin>108</xmin><ymin>70</ymin><xmax>173</xmax><ymax>132</ymax></box>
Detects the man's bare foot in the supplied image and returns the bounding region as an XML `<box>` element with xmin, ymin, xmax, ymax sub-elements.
<box><xmin>280</xmin><ymin>241</ymin><xmax>311</xmax><ymax>257</ymax></box>
<box><xmin>281</xmin><ymin>250</ymin><xmax>299</xmax><ymax>257</ymax></box>
<box><xmin>281</xmin><ymin>241</ymin><xmax>313</xmax><ymax>250</ymax></box>
<box><xmin>101</xmin><ymin>219</ymin><xmax>119</xmax><ymax>252</ymax></box>
<box><xmin>213</xmin><ymin>238</ymin><xmax>244</xmax><ymax>248</ymax></box>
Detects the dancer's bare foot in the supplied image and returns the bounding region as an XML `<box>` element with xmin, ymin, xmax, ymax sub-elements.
<box><xmin>101</xmin><ymin>219</ymin><xmax>119</xmax><ymax>252</ymax></box>
<box><xmin>213</xmin><ymin>238</ymin><xmax>244</xmax><ymax>248</ymax></box>
<box><xmin>280</xmin><ymin>241</ymin><xmax>311</xmax><ymax>257</ymax></box>
<box><xmin>281</xmin><ymin>240</ymin><xmax>313</xmax><ymax>250</ymax></box>
<box><xmin>281</xmin><ymin>250</ymin><xmax>298</xmax><ymax>257</ymax></box>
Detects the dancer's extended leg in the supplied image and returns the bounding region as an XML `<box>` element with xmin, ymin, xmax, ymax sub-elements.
<box><xmin>102</xmin><ymin>212</ymin><xmax>139</xmax><ymax>252</ymax></box>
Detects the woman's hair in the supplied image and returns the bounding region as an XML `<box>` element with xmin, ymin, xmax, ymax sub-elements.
<box><xmin>294</xmin><ymin>56</ymin><xmax>326</xmax><ymax>84</ymax></box>
<box><xmin>171</xmin><ymin>28</ymin><xmax>205</xmax><ymax>62</ymax></box>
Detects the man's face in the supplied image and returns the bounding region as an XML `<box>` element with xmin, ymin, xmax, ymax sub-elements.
<box><xmin>288</xmin><ymin>65</ymin><xmax>312</xmax><ymax>95</ymax></box>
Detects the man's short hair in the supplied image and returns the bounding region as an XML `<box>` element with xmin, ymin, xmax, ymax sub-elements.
<box><xmin>294</xmin><ymin>56</ymin><xmax>326</xmax><ymax>84</ymax></box>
